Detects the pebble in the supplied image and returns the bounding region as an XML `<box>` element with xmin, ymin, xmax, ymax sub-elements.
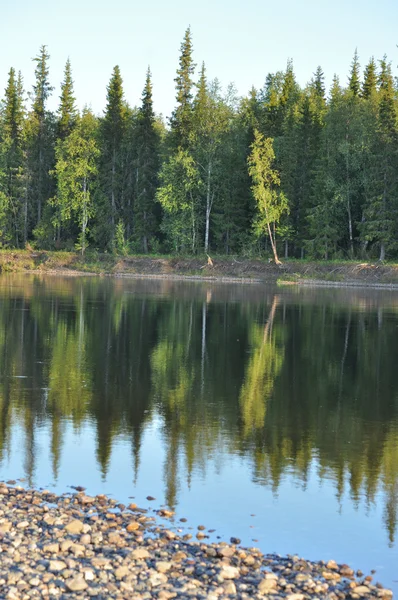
<box><xmin>0</xmin><ymin>483</ymin><xmax>389</xmax><ymax>600</ymax></box>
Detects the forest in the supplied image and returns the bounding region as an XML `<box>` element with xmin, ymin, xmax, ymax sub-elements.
<box><xmin>0</xmin><ymin>28</ymin><xmax>397</xmax><ymax>260</ymax></box>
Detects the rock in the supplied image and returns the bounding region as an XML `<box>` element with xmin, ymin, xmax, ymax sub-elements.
<box><xmin>79</xmin><ymin>533</ymin><xmax>91</xmax><ymax>545</ymax></box>
<box><xmin>155</xmin><ymin>561</ymin><xmax>172</xmax><ymax>573</ymax></box>
<box><xmin>327</xmin><ymin>559</ymin><xmax>339</xmax><ymax>570</ymax></box>
<box><xmin>230</xmin><ymin>537</ymin><xmax>241</xmax><ymax>544</ymax></box>
<box><xmin>64</xmin><ymin>519</ymin><xmax>84</xmax><ymax>534</ymax></box>
<box><xmin>65</xmin><ymin>576</ymin><xmax>89</xmax><ymax>592</ymax></box>
<box><xmin>377</xmin><ymin>589</ymin><xmax>393</xmax><ymax>598</ymax></box>
<box><xmin>49</xmin><ymin>560</ymin><xmax>67</xmax><ymax>572</ymax></box>
<box><xmin>43</xmin><ymin>542</ymin><xmax>60</xmax><ymax>553</ymax></box>
<box><xmin>159</xmin><ymin>509</ymin><xmax>174</xmax><ymax>518</ymax></box>
<box><xmin>146</xmin><ymin>496</ymin><xmax>156</xmax><ymax>501</ymax></box>
<box><xmin>220</xmin><ymin>566</ymin><xmax>240</xmax><ymax>579</ymax></box>
<box><xmin>131</xmin><ymin>548</ymin><xmax>150</xmax><ymax>560</ymax></box>
<box><xmin>0</xmin><ymin>521</ymin><xmax>12</xmax><ymax>533</ymax></box>
<box><xmin>83</xmin><ymin>569</ymin><xmax>95</xmax><ymax>581</ymax></box>
<box><xmin>149</xmin><ymin>571</ymin><xmax>168</xmax><ymax>586</ymax></box>
<box><xmin>126</xmin><ymin>521</ymin><xmax>140</xmax><ymax>532</ymax></box>
<box><xmin>79</xmin><ymin>495</ymin><xmax>94</xmax><ymax>504</ymax></box>
<box><xmin>223</xmin><ymin>581</ymin><xmax>237</xmax><ymax>594</ymax></box>
<box><xmin>217</xmin><ymin>546</ymin><xmax>235</xmax><ymax>558</ymax></box>
<box><xmin>286</xmin><ymin>595</ymin><xmax>305</xmax><ymax>600</ymax></box>
<box><xmin>114</xmin><ymin>566</ymin><xmax>130</xmax><ymax>579</ymax></box>
<box><xmin>60</xmin><ymin>540</ymin><xmax>73</xmax><ymax>552</ymax></box>
<box><xmin>353</xmin><ymin>586</ymin><xmax>371</xmax><ymax>596</ymax></box>
<box><xmin>163</xmin><ymin>529</ymin><xmax>176</xmax><ymax>540</ymax></box>
<box><xmin>258</xmin><ymin>578</ymin><xmax>277</xmax><ymax>594</ymax></box>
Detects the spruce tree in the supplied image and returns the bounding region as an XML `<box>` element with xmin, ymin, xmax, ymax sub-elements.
<box><xmin>57</xmin><ymin>58</ymin><xmax>77</xmax><ymax>140</ymax></box>
<box><xmin>362</xmin><ymin>57</ymin><xmax>377</xmax><ymax>99</ymax></box>
<box><xmin>348</xmin><ymin>49</ymin><xmax>361</xmax><ymax>97</ymax></box>
<box><xmin>1</xmin><ymin>67</ymin><xmax>26</xmax><ymax>245</ymax></box>
<box><xmin>96</xmin><ymin>65</ymin><xmax>126</xmax><ymax>248</ymax></box>
<box><xmin>27</xmin><ymin>45</ymin><xmax>56</xmax><ymax>238</ymax></box>
<box><xmin>313</xmin><ymin>66</ymin><xmax>326</xmax><ymax>99</ymax></box>
<box><xmin>362</xmin><ymin>58</ymin><xmax>398</xmax><ymax>259</ymax></box>
<box><xmin>169</xmin><ymin>27</ymin><xmax>196</xmax><ymax>149</ymax></box>
<box><xmin>133</xmin><ymin>68</ymin><xmax>161</xmax><ymax>252</ymax></box>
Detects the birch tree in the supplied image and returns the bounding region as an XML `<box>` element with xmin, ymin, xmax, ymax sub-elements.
<box><xmin>52</xmin><ymin>109</ymin><xmax>99</xmax><ymax>254</ymax></box>
<box><xmin>248</xmin><ymin>130</ymin><xmax>288</xmax><ymax>264</ymax></box>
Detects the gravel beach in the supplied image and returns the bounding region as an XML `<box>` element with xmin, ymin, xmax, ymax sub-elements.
<box><xmin>0</xmin><ymin>483</ymin><xmax>392</xmax><ymax>600</ymax></box>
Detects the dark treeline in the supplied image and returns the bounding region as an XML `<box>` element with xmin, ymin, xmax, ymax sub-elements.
<box><xmin>0</xmin><ymin>31</ymin><xmax>398</xmax><ymax>259</ymax></box>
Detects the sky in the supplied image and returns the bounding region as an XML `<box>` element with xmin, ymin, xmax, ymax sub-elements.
<box><xmin>2</xmin><ymin>0</ymin><xmax>398</xmax><ymax>119</ymax></box>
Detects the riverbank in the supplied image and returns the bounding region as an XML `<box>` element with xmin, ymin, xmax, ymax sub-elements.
<box><xmin>0</xmin><ymin>483</ymin><xmax>391</xmax><ymax>599</ymax></box>
<box><xmin>2</xmin><ymin>250</ymin><xmax>398</xmax><ymax>288</ymax></box>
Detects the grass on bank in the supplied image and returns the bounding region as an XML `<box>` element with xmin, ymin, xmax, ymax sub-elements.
<box><xmin>0</xmin><ymin>249</ymin><xmax>398</xmax><ymax>284</ymax></box>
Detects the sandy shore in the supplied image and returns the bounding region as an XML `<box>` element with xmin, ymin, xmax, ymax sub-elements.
<box><xmin>0</xmin><ymin>483</ymin><xmax>392</xmax><ymax>599</ymax></box>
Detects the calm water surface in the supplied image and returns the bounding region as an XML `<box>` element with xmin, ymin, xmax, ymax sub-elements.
<box><xmin>0</xmin><ymin>274</ymin><xmax>397</xmax><ymax>592</ymax></box>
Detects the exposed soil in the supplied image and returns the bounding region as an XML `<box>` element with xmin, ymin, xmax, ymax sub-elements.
<box><xmin>1</xmin><ymin>251</ymin><xmax>398</xmax><ymax>288</ymax></box>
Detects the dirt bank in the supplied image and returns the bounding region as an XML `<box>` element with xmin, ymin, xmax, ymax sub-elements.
<box><xmin>1</xmin><ymin>251</ymin><xmax>398</xmax><ymax>287</ymax></box>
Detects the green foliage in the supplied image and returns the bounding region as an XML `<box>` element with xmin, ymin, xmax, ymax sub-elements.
<box><xmin>248</xmin><ymin>130</ymin><xmax>289</xmax><ymax>263</ymax></box>
<box><xmin>169</xmin><ymin>27</ymin><xmax>196</xmax><ymax>149</ymax></box>
<box><xmin>132</xmin><ymin>68</ymin><xmax>161</xmax><ymax>253</ymax></box>
<box><xmin>52</xmin><ymin>109</ymin><xmax>99</xmax><ymax>255</ymax></box>
<box><xmin>0</xmin><ymin>38</ymin><xmax>397</xmax><ymax>259</ymax></box>
<box><xmin>114</xmin><ymin>219</ymin><xmax>129</xmax><ymax>256</ymax></box>
<box><xmin>156</xmin><ymin>149</ymin><xmax>200</xmax><ymax>253</ymax></box>
<box><xmin>57</xmin><ymin>58</ymin><xmax>77</xmax><ymax>140</ymax></box>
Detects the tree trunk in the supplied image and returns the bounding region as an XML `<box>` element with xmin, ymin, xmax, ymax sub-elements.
<box><xmin>111</xmin><ymin>148</ymin><xmax>116</xmax><ymax>230</ymax></box>
<box><xmin>204</xmin><ymin>161</ymin><xmax>212</xmax><ymax>254</ymax></box>
<box><xmin>346</xmin><ymin>129</ymin><xmax>354</xmax><ymax>257</ymax></box>
<box><xmin>267</xmin><ymin>221</ymin><xmax>281</xmax><ymax>264</ymax></box>
<box><xmin>81</xmin><ymin>177</ymin><xmax>88</xmax><ymax>256</ymax></box>
<box><xmin>379</xmin><ymin>171</ymin><xmax>387</xmax><ymax>261</ymax></box>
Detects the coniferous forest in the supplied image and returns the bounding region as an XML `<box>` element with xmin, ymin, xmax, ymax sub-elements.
<box><xmin>1</xmin><ymin>29</ymin><xmax>398</xmax><ymax>260</ymax></box>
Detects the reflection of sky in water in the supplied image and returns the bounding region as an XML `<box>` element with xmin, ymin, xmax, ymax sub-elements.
<box><xmin>0</xmin><ymin>275</ymin><xmax>397</xmax><ymax>593</ymax></box>
<box><xmin>1</xmin><ymin>412</ymin><xmax>397</xmax><ymax>593</ymax></box>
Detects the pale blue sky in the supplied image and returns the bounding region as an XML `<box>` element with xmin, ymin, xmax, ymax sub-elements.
<box><xmin>2</xmin><ymin>0</ymin><xmax>398</xmax><ymax>118</ymax></box>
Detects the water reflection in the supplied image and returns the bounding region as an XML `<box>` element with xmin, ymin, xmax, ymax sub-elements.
<box><xmin>0</xmin><ymin>275</ymin><xmax>397</xmax><ymax>547</ymax></box>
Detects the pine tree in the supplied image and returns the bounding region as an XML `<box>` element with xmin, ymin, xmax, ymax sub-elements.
<box><xmin>133</xmin><ymin>68</ymin><xmax>161</xmax><ymax>252</ymax></box>
<box><xmin>169</xmin><ymin>27</ymin><xmax>196</xmax><ymax>149</ymax></box>
<box><xmin>58</xmin><ymin>58</ymin><xmax>77</xmax><ymax>140</ymax></box>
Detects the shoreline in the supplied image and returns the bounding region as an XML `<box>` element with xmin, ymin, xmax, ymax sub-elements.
<box><xmin>0</xmin><ymin>482</ymin><xmax>392</xmax><ymax>599</ymax></box>
<box><xmin>1</xmin><ymin>251</ymin><xmax>398</xmax><ymax>290</ymax></box>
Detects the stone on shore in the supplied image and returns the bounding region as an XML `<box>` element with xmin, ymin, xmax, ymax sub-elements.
<box><xmin>0</xmin><ymin>482</ymin><xmax>390</xmax><ymax>600</ymax></box>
